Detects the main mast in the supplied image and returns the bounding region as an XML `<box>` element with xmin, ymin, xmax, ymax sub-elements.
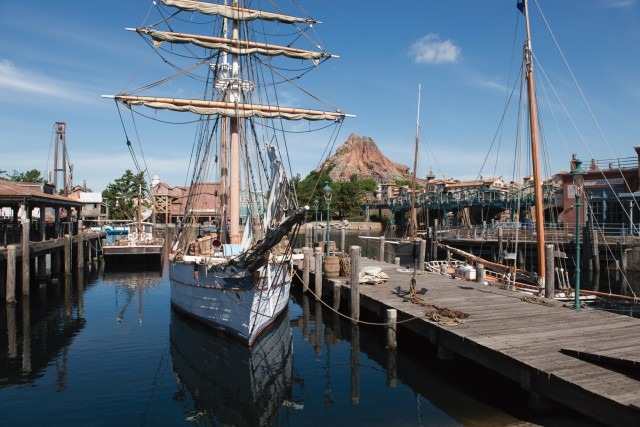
<box><xmin>522</xmin><ymin>0</ymin><xmax>546</xmax><ymax>285</ymax></box>
<box><xmin>229</xmin><ymin>0</ymin><xmax>241</xmax><ymax>245</ymax></box>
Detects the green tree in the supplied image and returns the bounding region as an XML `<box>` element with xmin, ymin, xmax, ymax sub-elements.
<box><xmin>292</xmin><ymin>167</ymin><xmax>334</xmax><ymax>214</ymax></box>
<box><xmin>1</xmin><ymin>168</ymin><xmax>44</xmax><ymax>182</ymax></box>
<box><xmin>332</xmin><ymin>174</ymin><xmax>377</xmax><ymax>219</ymax></box>
<box><xmin>102</xmin><ymin>170</ymin><xmax>148</xmax><ymax>220</ymax></box>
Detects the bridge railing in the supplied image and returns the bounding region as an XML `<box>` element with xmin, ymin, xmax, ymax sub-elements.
<box><xmin>433</xmin><ymin>222</ymin><xmax>639</xmax><ymax>245</ymax></box>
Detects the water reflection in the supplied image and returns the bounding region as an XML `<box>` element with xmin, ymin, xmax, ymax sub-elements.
<box><xmin>102</xmin><ymin>264</ymin><xmax>163</xmax><ymax>325</ymax></box>
<box><xmin>169</xmin><ymin>309</ymin><xmax>293</xmax><ymax>426</ymax></box>
<box><xmin>1</xmin><ymin>274</ymin><xmax>86</xmax><ymax>389</ymax></box>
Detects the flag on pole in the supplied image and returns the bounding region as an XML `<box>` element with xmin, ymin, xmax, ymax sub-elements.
<box><xmin>517</xmin><ymin>0</ymin><xmax>525</xmax><ymax>15</ymax></box>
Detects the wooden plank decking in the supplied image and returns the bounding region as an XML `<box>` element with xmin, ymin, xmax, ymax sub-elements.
<box><xmin>299</xmin><ymin>255</ymin><xmax>640</xmax><ymax>427</ymax></box>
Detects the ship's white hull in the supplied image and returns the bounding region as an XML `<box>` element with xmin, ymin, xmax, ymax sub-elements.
<box><xmin>169</xmin><ymin>256</ymin><xmax>293</xmax><ymax>345</ymax></box>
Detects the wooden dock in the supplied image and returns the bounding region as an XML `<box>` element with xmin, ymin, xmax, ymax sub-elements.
<box><xmin>296</xmin><ymin>254</ymin><xmax>640</xmax><ymax>427</ymax></box>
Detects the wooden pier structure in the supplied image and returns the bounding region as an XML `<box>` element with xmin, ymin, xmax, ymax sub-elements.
<box><xmin>1</xmin><ymin>179</ymin><xmax>105</xmax><ymax>302</ymax></box>
<box><xmin>294</xmin><ymin>248</ymin><xmax>640</xmax><ymax>427</ymax></box>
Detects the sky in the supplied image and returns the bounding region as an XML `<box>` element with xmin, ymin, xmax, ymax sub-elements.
<box><xmin>1</xmin><ymin>0</ymin><xmax>639</xmax><ymax>192</ymax></box>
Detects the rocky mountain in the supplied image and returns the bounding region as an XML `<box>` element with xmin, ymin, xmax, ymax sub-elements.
<box><xmin>315</xmin><ymin>134</ymin><xmax>413</xmax><ymax>183</ymax></box>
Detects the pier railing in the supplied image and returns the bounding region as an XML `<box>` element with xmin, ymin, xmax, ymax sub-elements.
<box><xmin>1</xmin><ymin>221</ymin><xmax>79</xmax><ymax>247</ymax></box>
<box><xmin>434</xmin><ymin>222</ymin><xmax>638</xmax><ymax>246</ymax></box>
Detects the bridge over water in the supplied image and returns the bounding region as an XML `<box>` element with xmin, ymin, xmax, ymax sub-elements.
<box><xmin>366</xmin><ymin>186</ymin><xmax>558</xmax><ymax>227</ymax></box>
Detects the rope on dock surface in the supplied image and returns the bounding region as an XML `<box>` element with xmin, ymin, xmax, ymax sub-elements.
<box><xmin>294</xmin><ymin>271</ymin><xmax>468</xmax><ymax>327</ymax></box>
<box><xmin>522</xmin><ymin>294</ymin><xmax>548</xmax><ymax>305</ymax></box>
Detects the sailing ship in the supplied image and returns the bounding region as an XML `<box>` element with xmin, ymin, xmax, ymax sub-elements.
<box><xmin>104</xmin><ymin>0</ymin><xmax>350</xmax><ymax>343</ymax></box>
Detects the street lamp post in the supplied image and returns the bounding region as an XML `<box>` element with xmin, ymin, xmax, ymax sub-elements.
<box><xmin>571</xmin><ymin>156</ymin><xmax>586</xmax><ymax>311</ymax></box>
<box><xmin>365</xmin><ymin>196</ymin><xmax>370</xmax><ymax>221</ymax></box>
<box><xmin>323</xmin><ymin>182</ymin><xmax>333</xmax><ymax>257</ymax></box>
<box><xmin>313</xmin><ymin>198</ymin><xmax>319</xmax><ymax>244</ymax></box>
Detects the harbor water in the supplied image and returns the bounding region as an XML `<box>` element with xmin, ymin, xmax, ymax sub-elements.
<box><xmin>0</xmin><ymin>244</ymin><xmax>607</xmax><ymax>426</ymax></box>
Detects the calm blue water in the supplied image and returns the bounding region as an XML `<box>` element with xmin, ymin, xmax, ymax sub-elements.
<box><xmin>0</xmin><ymin>256</ymin><xmax>602</xmax><ymax>426</ymax></box>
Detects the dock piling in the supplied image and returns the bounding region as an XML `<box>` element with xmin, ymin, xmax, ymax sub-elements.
<box><xmin>385</xmin><ymin>308</ymin><xmax>397</xmax><ymax>349</ymax></box>
<box><xmin>302</xmin><ymin>247</ymin><xmax>310</xmax><ymax>292</ymax></box>
<box><xmin>350</xmin><ymin>245</ymin><xmax>360</xmax><ymax>323</ymax></box>
<box><xmin>314</xmin><ymin>246</ymin><xmax>322</xmax><ymax>300</ymax></box>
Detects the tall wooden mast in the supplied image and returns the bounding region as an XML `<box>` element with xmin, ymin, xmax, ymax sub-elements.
<box><xmin>522</xmin><ymin>0</ymin><xmax>546</xmax><ymax>285</ymax></box>
<box><xmin>228</xmin><ymin>0</ymin><xmax>241</xmax><ymax>244</ymax></box>
<box><xmin>409</xmin><ymin>84</ymin><xmax>421</xmax><ymax>241</ymax></box>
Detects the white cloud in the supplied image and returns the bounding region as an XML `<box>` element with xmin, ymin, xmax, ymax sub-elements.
<box><xmin>0</xmin><ymin>59</ymin><xmax>90</xmax><ymax>103</ymax></box>
<box><xmin>409</xmin><ymin>34</ymin><xmax>460</xmax><ymax>64</ymax></box>
<box><xmin>601</xmin><ymin>0</ymin><xmax>637</xmax><ymax>8</ymax></box>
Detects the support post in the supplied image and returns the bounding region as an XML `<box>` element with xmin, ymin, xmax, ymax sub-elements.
<box><xmin>379</xmin><ymin>236</ymin><xmax>385</xmax><ymax>263</ymax></box>
<box><xmin>545</xmin><ymin>244</ymin><xmax>555</xmax><ymax>299</ymax></box>
<box><xmin>385</xmin><ymin>308</ymin><xmax>397</xmax><ymax>350</ymax></box>
<box><xmin>475</xmin><ymin>263</ymin><xmax>485</xmax><ymax>284</ymax></box>
<box><xmin>340</xmin><ymin>228</ymin><xmax>346</xmax><ymax>253</ymax></box>
<box><xmin>21</xmin><ymin>219</ymin><xmax>30</xmax><ymax>296</ymax></box>
<box><xmin>419</xmin><ymin>239</ymin><xmax>426</xmax><ymax>271</ymax></box>
<box><xmin>64</xmin><ymin>234</ymin><xmax>72</xmax><ymax>276</ymax></box>
<box><xmin>302</xmin><ymin>247</ymin><xmax>310</xmax><ymax>293</ymax></box>
<box><xmin>6</xmin><ymin>245</ymin><xmax>17</xmax><ymax>304</ymax></box>
<box><xmin>314</xmin><ymin>246</ymin><xmax>323</xmax><ymax>300</ymax></box>
<box><xmin>332</xmin><ymin>279</ymin><xmax>341</xmax><ymax>311</ymax></box>
<box><xmin>77</xmin><ymin>222</ymin><xmax>84</xmax><ymax>269</ymax></box>
<box><xmin>349</xmin><ymin>245</ymin><xmax>360</xmax><ymax>323</ymax></box>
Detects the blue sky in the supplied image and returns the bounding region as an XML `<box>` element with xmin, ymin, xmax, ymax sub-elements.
<box><xmin>1</xmin><ymin>0</ymin><xmax>639</xmax><ymax>192</ymax></box>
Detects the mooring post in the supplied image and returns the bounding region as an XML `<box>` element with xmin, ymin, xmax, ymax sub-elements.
<box><xmin>545</xmin><ymin>244</ymin><xmax>555</xmax><ymax>298</ymax></box>
<box><xmin>386</xmin><ymin>308</ymin><xmax>397</xmax><ymax>349</ymax></box>
<box><xmin>394</xmin><ymin>257</ymin><xmax>400</xmax><ymax>266</ymax></box>
<box><xmin>379</xmin><ymin>236</ymin><xmax>385</xmax><ymax>263</ymax></box>
<box><xmin>476</xmin><ymin>263</ymin><xmax>485</xmax><ymax>284</ymax></box>
<box><xmin>21</xmin><ymin>218</ymin><xmax>30</xmax><ymax>296</ymax></box>
<box><xmin>349</xmin><ymin>245</ymin><xmax>360</xmax><ymax>323</ymax></box>
<box><xmin>332</xmin><ymin>279</ymin><xmax>341</xmax><ymax>311</ymax></box>
<box><xmin>340</xmin><ymin>228</ymin><xmax>346</xmax><ymax>253</ymax></box>
<box><xmin>64</xmin><ymin>234</ymin><xmax>72</xmax><ymax>276</ymax></box>
<box><xmin>6</xmin><ymin>244</ymin><xmax>17</xmax><ymax>304</ymax></box>
<box><xmin>305</xmin><ymin>225</ymin><xmax>313</xmax><ymax>248</ymax></box>
<box><xmin>314</xmin><ymin>246</ymin><xmax>323</xmax><ymax>300</ymax></box>
<box><xmin>419</xmin><ymin>239</ymin><xmax>426</xmax><ymax>271</ymax></box>
<box><xmin>77</xmin><ymin>221</ymin><xmax>84</xmax><ymax>269</ymax></box>
<box><xmin>302</xmin><ymin>247</ymin><xmax>310</xmax><ymax>293</ymax></box>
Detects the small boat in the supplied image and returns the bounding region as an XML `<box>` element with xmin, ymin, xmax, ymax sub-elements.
<box><xmin>102</xmin><ymin>220</ymin><xmax>164</xmax><ymax>259</ymax></box>
<box><xmin>170</xmin><ymin>308</ymin><xmax>293</xmax><ymax>426</ymax></box>
<box><xmin>105</xmin><ymin>0</ymin><xmax>351</xmax><ymax>344</ymax></box>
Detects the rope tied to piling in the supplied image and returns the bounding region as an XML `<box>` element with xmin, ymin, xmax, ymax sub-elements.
<box><xmin>406</xmin><ymin>276</ymin><xmax>469</xmax><ymax>326</ymax></box>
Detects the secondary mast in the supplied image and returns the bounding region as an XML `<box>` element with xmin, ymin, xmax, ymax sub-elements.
<box><xmin>409</xmin><ymin>84</ymin><xmax>421</xmax><ymax>240</ymax></box>
<box><xmin>522</xmin><ymin>0</ymin><xmax>546</xmax><ymax>285</ymax></box>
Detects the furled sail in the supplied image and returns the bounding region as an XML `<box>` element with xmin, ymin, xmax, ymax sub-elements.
<box><xmin>137</xmin><ymin>29</ymin><xmax>331</xmax><ymax>61</ymax></box>
<box><xmin>262</xmin><ymin>145</ymin><xmax>288</xmax><ymax>233</ymax></box>
<box><xmin>160</xmin><ymin>0</ymin><xmax>316</xmax><ymax>25</ymax></box>
<box><xmin>111</xmin><ymin>95</ymin><xmax>347</xmax><ymax>121</ymax></box>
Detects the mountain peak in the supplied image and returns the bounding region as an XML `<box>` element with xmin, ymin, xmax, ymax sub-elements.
<box><xmin>316</xmin><ymin>134</ymin><xmax>412</xmax><ymax>183</ymax></box>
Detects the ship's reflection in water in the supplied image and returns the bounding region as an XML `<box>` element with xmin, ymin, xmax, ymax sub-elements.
<box><xmin>170</xmin><ymin>309</ymin><xmax>293</xmax><ymax>426</ymax></box>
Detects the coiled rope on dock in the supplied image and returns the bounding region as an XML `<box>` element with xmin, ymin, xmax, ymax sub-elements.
<box><xmin>521</xmin><ymin>294</ymin><xmax>547</xmax><ymax>305</ymax></box>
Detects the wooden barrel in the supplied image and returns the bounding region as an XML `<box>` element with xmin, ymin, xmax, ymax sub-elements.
<box><xmin>323</xmin><ymin>255</ymin><xmax>340</xmax><ymax>278</ymax></box>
